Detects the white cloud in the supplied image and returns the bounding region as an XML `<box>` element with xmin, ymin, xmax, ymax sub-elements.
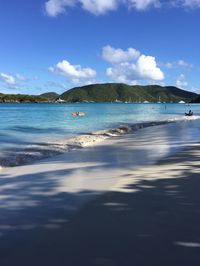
<box><xmin>102</xmin><ymin>45</ymin><xmax>140</xmax><ymax>64</ymax></box>
<box><xmin>80</xmin><ymin>0</ymin><xmax>118</xmax><ymax>15</ymax></box>
<box><xmin>165</xmin><ymin>62</ymin><xmax>173</xmax><ymax>68</ymax></box>
<box><xmin>44</xmin><ymin>0</ymin><xmax>162</xmax><ymax>16</ymax></box>
<box><xmin>106</xmin><ymin>54</ymin><xmax>164</xmax><ymax>84</ymax></box>
<box><xmin>182</xmin><ymin>0</ymin><xmax>200</xmax><ymax>8</ymax></box>
<box><xmin>44</xmin><ymin>0</ymin><xmax>200</xmax><ymax>16</ymax></box>
<box><xmin>0</xmin><ymin>73</ymin><xmax>27</xmax><ymax>88</ymax></box>
<box><xmin>128</xmin><ymin>0</ymin><xmax>161</xmax><ymax>10</ymax></box>
<box><xmin>165</xmin><ymin>59</ymin><xmax>193</xmax><ymax>69</ymax></box>
<box><xmin>104</xmin><ymin>45</ymin><xmax>164</xmax><ymax>84</ymax></box>
<box><xmin>177</xmin><ymin>60</ymin><xmax>193</xmax><ymax>68</ymax></box>
<box><xmin>16</xmin><ymin>73</ymin><xmax>27</xmax><ymax>81</ymax></box>
<box><xmin>45</xmin><ymin>0</ymin><xmax>118</xmax><ymax>16</ymax></box>
<box><xmin>0</xmin><ymin>73</ymin><xmax>17</xmax><ymax>86</ymax></box>
<box><xmin>136</xmin><ymin>55</ymin><xmax>164</xmax><ymax>80</ymax></box>
<box><xmin>189</xmin><ymin>86</ymin><xmax>200</xmax><ymax>93</ymax></box>
<box><xmin>45</xmin><ymin>0</ymin><xmax>76</xmax><ymax>17</ymax></box>
<box><xmin>130</xmin><ymin>0</ymin><xmax>200</xmax><ymax>9</ymax></box>
<box><xmin>49</xmin><ymin>59</ymin><xmax>96</xmax><ymax>84</ymax></box>
<box><xmin>176</xmin><ymin>74</ymin><xmax>188</xmax><ymax>88</ymax></box>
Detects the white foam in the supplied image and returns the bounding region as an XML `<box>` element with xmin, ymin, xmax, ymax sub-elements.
<box><xmin>1</xmin><ymin>117</ymin><xmax>200</xmax><ymax>168</ymax></box>
<box><xmin>168</xmin><ymin>115</ymin><xmax>200</xmax><ymax>122</ymax></box>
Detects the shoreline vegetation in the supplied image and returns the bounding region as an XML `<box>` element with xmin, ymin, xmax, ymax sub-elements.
<box><xmin>0</xmin><ymin>83</ymin><xmax>199</xmax><ymax>103</ymax></box>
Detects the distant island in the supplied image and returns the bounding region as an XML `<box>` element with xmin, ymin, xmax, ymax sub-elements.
<box><xmin>0</xmin><ymin>92</ymin><xmax>59</xmax><ymax>103</ymax></box>
<box><xmin>0</xmin><ymin>83</ymin><xmax>199</xmax><ymax>103</ymax></box>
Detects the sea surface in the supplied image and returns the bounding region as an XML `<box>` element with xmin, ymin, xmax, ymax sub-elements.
<box><xmin>0</xmin><ymin>102</ymin><xmax>200</xmax><ymax>167</ymax></box>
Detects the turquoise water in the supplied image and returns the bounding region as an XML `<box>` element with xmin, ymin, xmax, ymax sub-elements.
<box><xmin>0</xmin><ymin>102</ymin><xmax>200</xmax><ymax>166</ymax></box>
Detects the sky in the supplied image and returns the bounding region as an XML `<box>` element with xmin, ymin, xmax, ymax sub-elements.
<box><xmin>0</xmin><ymin>0</ymin><xmax>200</xmax><ymax>95</ymax></box>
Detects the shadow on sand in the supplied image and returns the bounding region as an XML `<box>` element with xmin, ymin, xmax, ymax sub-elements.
<box><xmin>0</xmin><ymin>143</ymin><xmax>200</xmax><ymax>265</ymax></box>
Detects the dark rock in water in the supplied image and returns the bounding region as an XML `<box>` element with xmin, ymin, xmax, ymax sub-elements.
<box><xmin>117</xmin><ymin>127</ymin><xmax>131</xmax><ymax>133</ymax></box>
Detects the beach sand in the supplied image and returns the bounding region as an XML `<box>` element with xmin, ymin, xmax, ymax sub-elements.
<box><xmin>0</xmin><ymin>121</ymin><xmax>200</xmax><ymax>265</ymax></box>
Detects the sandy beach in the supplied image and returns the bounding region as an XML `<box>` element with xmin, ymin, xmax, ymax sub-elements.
<box><xmin>0</xmin><ymin>121</ymin><xmax>200</xmax><ymax>265</ymax></box>
<box><xmin>2</xmin><ymin>1</ymin><xmax>200</xmax><ymax>265</ymax></box>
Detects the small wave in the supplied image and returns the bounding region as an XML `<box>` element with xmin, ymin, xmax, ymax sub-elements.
<box><xmin>168</xmin><ymin>115</ymin><xmax>200</xmax><ymax>122</ymax></box>
<box><xmin>1</xmin><ymin>117</ymin><xmax>200</xmax><ymax>168</ymax></box>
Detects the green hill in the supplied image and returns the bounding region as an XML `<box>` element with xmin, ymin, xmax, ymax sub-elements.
<box><xmin>60</xmin><ymin>83</ymin><xmax>198</xmax><ymax>103</ymax></box>
<box><xmin>0</xmin><ymin>83</ymin><xmax>198</xmax><ymax>103</ymax></box>
<box><xmin>0</xmin><ymin>93</ymin><xmax>47</xmax><ymax>103</ymax></box>
<box><xmin>0</xmin><ymin>92</ymin><xmax>59</xmax><ymax>103</ymax></box>
<box><xmin>40</xmin><ymin>92</ymin><xmax>59</xmax><ymax>101</ymax></box>
<box><xmin>190</xmin><ymin>95</ymin><xmax>200</xmax><ymax>103</ymax></box>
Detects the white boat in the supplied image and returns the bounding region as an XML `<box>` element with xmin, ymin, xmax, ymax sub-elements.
<box><xmin>157</xmin><ymin>96</ymin><xmax>161</xmax><ymax>103</ymax></box>
<box><xmin>56</xmin><ymin>98</ymin><xmax>66</xmax><ymax>103</ymax></box>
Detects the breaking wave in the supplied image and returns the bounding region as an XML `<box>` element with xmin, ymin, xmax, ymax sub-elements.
<box><xmin>1</xmin><ymin>116</ymin><xmax>200</xmax><ymax>168</ymax></box>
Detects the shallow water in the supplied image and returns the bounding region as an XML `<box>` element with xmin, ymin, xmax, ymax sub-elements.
<box><xmin>0</xmin><ymin>102</ymin><xmax>200</xmax><ymax>167</ymax></box>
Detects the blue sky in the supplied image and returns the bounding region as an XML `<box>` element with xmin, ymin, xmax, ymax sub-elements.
<box><xmin>0</xmin><ymin>0</ymin><xmax>200</xmax><ymax>94</ymax></box>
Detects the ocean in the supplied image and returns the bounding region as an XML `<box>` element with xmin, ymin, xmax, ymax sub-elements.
<box><xmin>0</xmin><ymin>102</ymin><xmax>200</xmax><ymax>167</ymax></box>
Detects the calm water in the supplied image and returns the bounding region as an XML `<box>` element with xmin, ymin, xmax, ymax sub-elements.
<box><xmin>0</xmin><ymin>102</ymin><xmax>200</xmax><ymax>166</ymax></box>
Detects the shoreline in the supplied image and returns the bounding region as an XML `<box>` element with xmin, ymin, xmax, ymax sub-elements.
<box><xmin>0</xmin><ymin>120</ymin><xmax>171</xmax><ymax>168</ymax></box>
<box><xmin>0</xmin><ymin>120</ymin><xmax>200</xmax><ymax>201</ymax></box>
<box><xmin>1</xmin><ymin>116</ymin><xmax>199</xmax><ymax>168</ymax></box>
